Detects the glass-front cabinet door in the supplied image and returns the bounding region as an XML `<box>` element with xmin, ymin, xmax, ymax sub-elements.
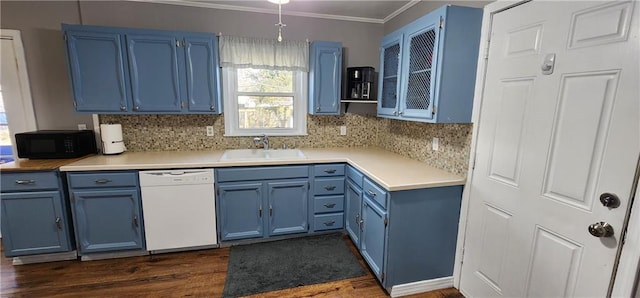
<box><xmin>377</xmin><ymin>31</ymin><xmax>403</xmax><ymax>117</ymax></box>
<box><xmin>400</xmin><ymin>15</ymin><xmax>440</xmax><ymax>120</ymax></box>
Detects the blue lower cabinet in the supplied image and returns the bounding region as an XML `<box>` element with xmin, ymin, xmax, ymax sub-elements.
<box><xmin>71</xmin><ymin>189</ymin><xmax>144</xmax><ymax>254</ymax></box>
<box><xmin>216</xmin><ymin>166</ymin><xmax>311</xmax><ymax>242</ymax></box>
<box><xmin>0</xmin><ymin>191</ymin><xmax>72</xmax><ymax>257</ymax></box>
<box><xmin>346</xmin><ymin>167</ymin><xmax>463</xmax><ymax>291</ymax></box>
<box><xmin>267</xmin><ymin>180</ymin><xmax>309</xmax><ymax>236</ymax></box>
<box><xmin>345</xmin><ymin>179</ymin><xmax>362</xmax><ymax>247</ymax></box>
<box><xmin>361</xmin><ymin>196</ymin><xmax>387</xmax><ymax>282</ymax></box>
<box><xmin>218</xmin><ymin>182</ymin><xmax>264</xmax><ymax>241</ymax></box>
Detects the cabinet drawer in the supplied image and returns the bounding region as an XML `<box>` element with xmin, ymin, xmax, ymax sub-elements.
<box><xmin>313</xmin><ymin>213</ymin><xmax>344</xmax><ymax>231</ymax></box>
<box><xmin>363</xmin><ymin>178</ymin><xmax>387</xmax><ymax>209</ymax></box>
<box><xmin>216</xmin><ymin>166</ymin><xmax>309</xmax><ymax>182</ymax></box>
<box><xmin>314</xmin><ymin>195</ymin><xmax>344</xmax><ymax>214</ymax></box>
<box><xmin>314</xmin><ymin>178</ymin><xmax>345</xmax><ymax>195</ymax></box>
<box><xmin>1</xmin><ymin>171</ymin><xmax>59</xmax><ymax>192</ymax></box>
<box><xmin>346</xmin><ymin>166</ymin><xmax>363</xmax><ymax>188</ymax></box>
<box><xmin>314</xmin><ymin>164</ymin><xmax>345</xmax><ymax>177</ymax></box>
<box><xmin>68</xmin><ymin>172</ymin><xmax>138</xmax><ymax>189</ymax></box>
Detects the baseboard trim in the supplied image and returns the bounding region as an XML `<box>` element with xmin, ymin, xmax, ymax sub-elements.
<box><xmin>12</xmin><ymin>250</ymin><xmax>77</xmax><ymax>265</ymax></box>
<box><xmin>390</xmin><ymin>276</ymin><xmax>454</xmax><ymax>297</ymax></box>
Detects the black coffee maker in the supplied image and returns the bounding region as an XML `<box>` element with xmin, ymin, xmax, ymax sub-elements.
<box><xmin>346</xmin><ymin>67</ymin><xmax>376</xmax><ymax>100</ymax></box>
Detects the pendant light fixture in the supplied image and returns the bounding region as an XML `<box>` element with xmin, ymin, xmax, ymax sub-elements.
<box><xmin>268</xmin><ymin>0</ymin><xmax>289</xmax><ymax>42</ymax></box>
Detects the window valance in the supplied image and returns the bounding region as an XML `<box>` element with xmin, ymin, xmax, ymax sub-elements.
<box><xmin>218</xmin><ymin>36</ymin><xmax>308</xmax><ymax>72</ymax></box>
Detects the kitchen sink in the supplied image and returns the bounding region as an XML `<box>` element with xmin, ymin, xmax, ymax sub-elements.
<box><xmin>219</xmin><ymin>149</ymin><xmax>306</xmax><ymax>161</ymax></box>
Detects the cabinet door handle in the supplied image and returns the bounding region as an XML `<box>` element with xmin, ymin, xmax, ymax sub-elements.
<box><xmin>367</xmin><ymin>190</ymin><xmax>377</xmax><ymax>197</ymax></box>
<box><xmin>55</xmin><ymin>217</ymin><xmax>62</xmax><ymax>230</ymax></box>
<box><xmin>269</xmin><ymin>205</ymin><xmax>273</xmax><ymax>217</ymax></box>
<box><xmin>259</xmin><ymin>206</ymin><xmax>263</xmax><ymax>218</ymax></box>
<box><xmin>324</xmin><ymin>203</ymin><xmax>336</xmax><ymax>208</ymax></box>
<box><xmin>324</xmin><ymin>185</ymin><xmax>336</xmax><ymax>191</ymax></box>
<box><xmin>323</xmin><ymin>169</ymin><xmax>336</xmax><ymax>174</ymax></box>
<box><xmin>95</xmin><ymin>179</ymin><xmax>112</xmax><ymax>184</ymax></box>
<box><xmin>15</xmin><ymin>179</ymin><xmax>36</xmax><ymax>185</ymax></box>
<box><xmin>133</xmin><ymin>215</ymin><xmax>139</xmax><ymax>227</ymax></box>
<box><xmin>324</xmin><ymin>221</ymin><xmax>335</xmax><ymax>226</ymax></box>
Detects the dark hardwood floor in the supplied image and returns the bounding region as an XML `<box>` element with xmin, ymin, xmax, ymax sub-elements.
<box><xmin>1</xmin><ymin>236</ymin><xmax>464</xmax><ymax>297</ymax></box>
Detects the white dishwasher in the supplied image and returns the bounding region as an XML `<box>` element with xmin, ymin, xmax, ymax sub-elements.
<box><xmin>139</xmin><ymin>169</ymin><xmax>217</xmax><ymax>252</ymax></box>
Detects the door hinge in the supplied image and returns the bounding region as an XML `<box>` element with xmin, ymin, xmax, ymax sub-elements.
<box><xmin>384</xmin><ymin>217</ymin><xmax>388</xmax><ymax>226</ymax></box>
<box><xmin>472</xmin><ymin>153</ymin><xmax>477</xmax><ymax>170</ymax></box>
<box><xmin>439</xmin><ymin>17</ymin><xmax>444</xmax><ymax>29</ymax></box>
<box><xmin>381</xmin><ymin>272</ymin><xmax>385</xmax><ymax>281</ymax></box>
<box><xmin>175</xmin><ymin>40</ymin><xmax>180</xmax><ymax>47</ymax></box>
<box><xmin>63</xmin><ymin>34</ymin><xmax>68</xmax><ymax>41</ymax></box>
<box><xmin>216</xmin><ymin>187</ymin><xmax>219</xmax><ymax>196</ymax></box>
<box><xmin>483</xmin><ymin>38</ymin><xmax>490</xmax><ymax>59</ymax></box>
<box><xmin>73</xmin><ymin>101</ymin><xmax>77</xmax><ymax>108</ymax></box>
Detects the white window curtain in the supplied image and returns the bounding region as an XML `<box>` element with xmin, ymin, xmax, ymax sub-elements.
<box><xmin>219</xmin><ymin>36</ymin><xmax>308</xmax><ymax>72</ymax></box>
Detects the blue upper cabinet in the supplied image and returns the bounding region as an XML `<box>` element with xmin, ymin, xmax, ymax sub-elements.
<box><xmin>64</xmin><ymin>28</ymin><xmax>130</xmax><ymax>112</ymax></box>
<box><xmin>377</xmin><ymin>5</ymin><xmax>482</xmax><ymax>123</ymax></box>
<box><xmin>62</xmin><ymin>24</ymin><xmax>221</xmax><ymax>114</ymax></box>
<box><xmin>377</xmin><ymin>31</ymin><xmax>403</xmax><ymax>117</ymax></box>
<box><xmin>126</xmin><ymin>33</ymin><xmax>183</xmax><ymax>113</ymax></box>
<box><xmin>184</xmin><ymin>36</ymin><xmax>222</xmax><ymax>114</ymax></box>
<box><xmin>309</xmin><ymin>41</ymin><xmax>342</xmax><ymax>115</ymax></box>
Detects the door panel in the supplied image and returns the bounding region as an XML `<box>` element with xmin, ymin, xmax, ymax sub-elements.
<box><xmin>360</xmin><ymin>196</ymin><xmax>387</xmax><ymax>282</ymax></box>
<box><xmin>184</xmin><ymin>36</ymin><xmax>220</xmax><ymax>113</ymax></box>
<box><xmin>1</xmin><ymin>191</ymin><xmax>70</xmax><ymax>257</ymax></box>
<box><xmin>127</xmin><ymin>34</ymin><xmax>182</xmax><ymax>112</ymax></box>
<box><xmin>377</xmin><ymin>31</ymin><xmax>403</xmax><ymax>116</ymax></box>
<box><xmin>218</xmin><ymin>183</ymin><xmax>263</xmax><ymax>241</ymax></box>
<box><xmin>345</xmin><ymin>179</ymin><xmax>362</xmax><ymax>247</ymax></box>
<box><xmin>461</xmin><ymin>1</ymin><xmax>639</xmax><ymax>297</ymax></box>
<box><xmin>267</xmin><ymin>179</ymin><xmax>308</xmax><ymax>236</ymax></box>
<box><xmin>72</xmin><ymin>189</ymin><xmax>144</xmax><ymax>254</ymax></box>
<box><xmin>309</xmin><ymin>41</ymin><xmax>341</xmax><ymax>115</ymax></box>
<box><xmin>66</xmin><ymin>31</ymin><xmax>128</xmax><ymax>112</ymax></box>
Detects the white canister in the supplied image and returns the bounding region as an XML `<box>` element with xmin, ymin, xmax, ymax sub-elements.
<box><xmin>100</xmin><ymin>124</ymin><xmax>126</xmax><ymax>154</ymax></box>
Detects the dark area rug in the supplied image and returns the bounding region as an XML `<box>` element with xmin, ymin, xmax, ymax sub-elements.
<box><xmin>222</xmin><ymin>233</ymin><xmax>367</xmax><ymax>297</ymax></box>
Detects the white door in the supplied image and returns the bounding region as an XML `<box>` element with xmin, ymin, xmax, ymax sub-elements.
<box><xmin>460</xmin><ymin>1</ymin><xmax>639</xmax><ymax>297</ymax></box>
<box><xmin>0</xmin><ymin>30</ymin><xmax>37</xmax><ymax>160</ymax></box>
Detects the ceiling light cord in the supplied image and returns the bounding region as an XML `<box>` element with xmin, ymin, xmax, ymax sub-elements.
<box><xmin>274</xmin><ymin>1</ymin><xmax>286</xmax><ymax>42</ymax></box>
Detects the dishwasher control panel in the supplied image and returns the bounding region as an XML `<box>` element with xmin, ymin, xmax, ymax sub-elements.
<box><xmin>139</xmin><ymin>169</ymin><xmax>214</xmax><ymax>187</ymax></box>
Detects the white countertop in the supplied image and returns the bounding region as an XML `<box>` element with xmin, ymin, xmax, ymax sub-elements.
<box><xmin>59</xmin><ymin>147</ymin><xmax>465</xmax><ymax>191</ymax></box>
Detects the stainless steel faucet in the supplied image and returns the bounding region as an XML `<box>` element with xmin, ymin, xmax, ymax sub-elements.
<box><xmin>253</xmin><ymin>134</ymin><xmax>269</xmax><ymax>150</ymax></box>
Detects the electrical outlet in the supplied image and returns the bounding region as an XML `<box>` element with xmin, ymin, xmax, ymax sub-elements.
<box><xmin>432</xmin><ymin>137</ymin><xmax>439</xmax><ymax>151</ymax></box>
<box><xmin>77</xmin><ymin>124</ymin><xmax>87</xmax><ymax>130</ymax></box>
<box><xmin>340</xmin><ymin>126</ymin><xmax>347</xmax><ymax>136</ymax></box>
<box><xmin>206</xmin><ymin>126</ymin><xmax>214</xmax><ymax>136</ymax></box>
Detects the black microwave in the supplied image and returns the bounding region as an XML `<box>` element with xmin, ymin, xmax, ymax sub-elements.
<box><xmin>15</xmin><ymin>130</ymin><xmax>97</xmax><ymax>159</ymax></box>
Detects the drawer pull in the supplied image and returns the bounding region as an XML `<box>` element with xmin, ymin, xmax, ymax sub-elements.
<box><xmin>323</xmin><ymin>169</ymin><xmax>336</xmax><ymax>174</ymax></box>
<box><xmin>324</xmin><ymin>203</ymin><xmax>336</xmax><ymax>208</ymax></box>
<box><xmin>133</xmin><ymin>215</ymin><xmax>139</xmax><ymax>227</ymax></box>
<box><xmin>55</xmin><ymin>217</ymin><xmax>62</xmax><ymax>230</ymax></box>
<box><xmin>367</xmin><ymin>190</ymin><xmax>377</xmax><ymax>197</ymax></box>
<box><xmin>324</xmin><ymin>185</ymin><xmax>336</xmax><ymax>191</ymax></box>
<box><xmin>324</xmin><ymin>221</ymin><xmax>335</xmax><ymax>226</ymax></box>
<box><xmin>95</xmin><ymin>179</ymin><xmax>112</xmax><ymax>184</ymax></box>
<box><xmin>15</xmin><ymin>180</ymin><xmax>36</xmax><ymax>185</ymax></box>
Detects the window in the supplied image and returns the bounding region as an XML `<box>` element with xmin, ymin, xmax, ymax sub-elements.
<box><xmin>223</xmin><ymin>67</ymin><xmax>307</xmax><ymax>136</ymax></box>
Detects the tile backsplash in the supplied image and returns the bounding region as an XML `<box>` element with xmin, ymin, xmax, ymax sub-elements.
<box><xmin>99</xmin><ymin>114</ymin><xmax>472</xmax><ymax>176</ymax></box>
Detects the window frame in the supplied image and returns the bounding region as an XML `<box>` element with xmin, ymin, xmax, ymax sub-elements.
<box><xmin>222</xmin><ymin>67</ymin><xmax>307</xmax><ymax>136</ymax></box>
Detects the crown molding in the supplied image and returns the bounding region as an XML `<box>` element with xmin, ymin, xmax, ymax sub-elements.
<box><xmin>383</xmin><ymin>0</ymin><xmax>421</xmax><ymax>23</ymax></box>
<box><xmin>128</xmin><ymin>0</ymin><xmax>388</xmax><ymax>24</ymax></box>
